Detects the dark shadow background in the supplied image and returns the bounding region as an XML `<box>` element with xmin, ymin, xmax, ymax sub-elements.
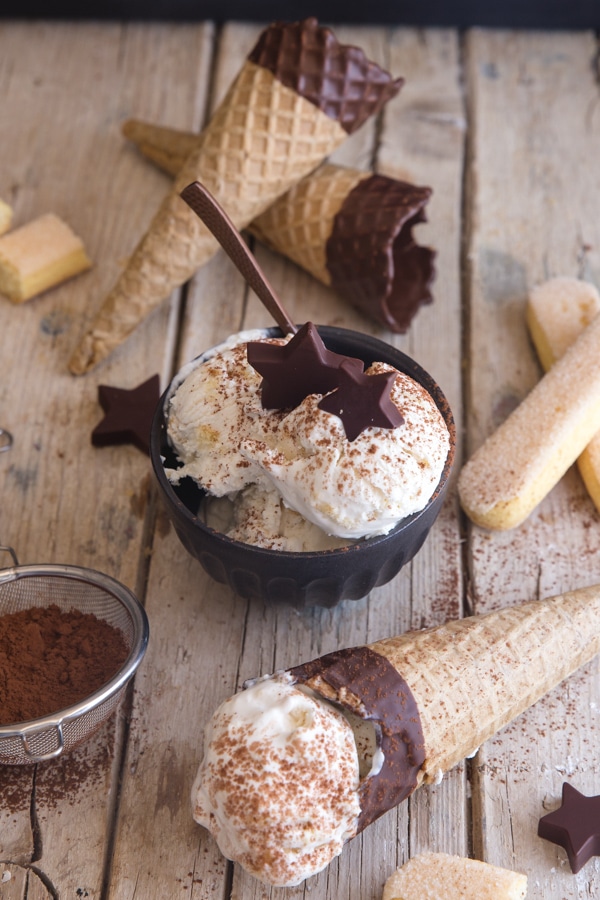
<box><xmin>2</xmin><ymin>0</ymin><xmax>600</xmax><ymax>27</ymax></box>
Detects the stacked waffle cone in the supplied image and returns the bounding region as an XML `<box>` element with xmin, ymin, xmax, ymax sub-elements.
<box><xmin>290</xmin><ymin>585</ymin><xmax>600</xmax><ymax>832</ymax></box>
<box><xmin>122</xmin><ymin>119</ymin><xmax>436</xmax><ymax>333</ymax></box>
<box><xmin>68</xmin><ymin>19</ymin><xmax>403</xmax><ymax>374</ymax></box>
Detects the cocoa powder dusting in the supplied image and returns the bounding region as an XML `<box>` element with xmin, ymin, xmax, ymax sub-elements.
<box><xmin>0</xmin><ymin>604</ymin><xmax>129</xmax><ymax>725</ymax></box>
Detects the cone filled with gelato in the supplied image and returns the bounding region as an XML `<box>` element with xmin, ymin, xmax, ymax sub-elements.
<box><xmin>192</xmin><ymin>585</ymin><xmax>600</xmax><ymax>885</ymax></box>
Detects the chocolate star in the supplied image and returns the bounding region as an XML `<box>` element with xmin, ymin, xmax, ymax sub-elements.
<box><xmin>318</xmin><ymin>360</ymin><xmax>404</xmax><ymax>441</ymax></box>
<box><xmin>91</xmin><ymin>374</ymin><xmax>160</xmax><ymax>455</ymax></box>
<box><xmin>538</xmin><ymin>782</ymin><xmax>600</xmax><ymax>873</ymax></box>
<box><xmin>247</xmin><ymin>322</ymin><xmax>364</xmax><ymax>410</ymax></box>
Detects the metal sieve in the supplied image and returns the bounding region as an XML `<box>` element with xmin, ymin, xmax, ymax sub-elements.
<box><xmin>0</xmin><ymin>547</ymin><xmax>149</xmax><ymax>765</ymax></box>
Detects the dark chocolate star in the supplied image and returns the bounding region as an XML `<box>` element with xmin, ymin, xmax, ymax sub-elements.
<box><xmin>91</xmin><ymin>374</ymin><xmax>160</xmax><ymax>456</ymax></box>
<box><xmin>247</xmin><ymin>322</ymin><xmax>364</xmax><ymax>410</ymax></box>
<box><xmin>538</xmin><ymin>782</ymin><xmax>600</xmax><ymax>873</ymax></box>
<box><xmin>318</xmin><ymin>360</ymin><xmax>404</xmax><ymax>441</ymax></box>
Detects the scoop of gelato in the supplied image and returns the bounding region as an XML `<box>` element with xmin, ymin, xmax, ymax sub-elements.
<box><xmin>239</xmin><ymin>360</ymin><xmax>449</xmax><ymax>539</ymax></box>
<box><xmin>166</xmin><ymin>329</ymin><xmax>450</xmax><ymax>547</ymax></box>
<box><xmin>165</xmin><ymin>330</ymin><xmax>279</xmax><ymax>496</ymax></box>
<box><xmin>203</xmin><ymin>484</ymin><xmax>351</xmax><ymax>551</ymax></box>
<box><xmin>192</xmin><ymin>675</ymin><xmax>361</xmax><ymax>886</ymax></box>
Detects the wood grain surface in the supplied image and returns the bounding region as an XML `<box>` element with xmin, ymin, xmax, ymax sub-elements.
<box><xmin>0</xmin><ymin>19</ymin><xmax>599</xmax><ymax>900</ymax></box>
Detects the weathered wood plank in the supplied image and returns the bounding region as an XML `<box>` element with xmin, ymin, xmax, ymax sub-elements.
<box><xmin>225</xmin><ymin>27</ymin><xmax>417</xmax><ymax>900</ymax></box>
<box><xmin>463</xmin><ymin>28</ymin><xmax>600</xmax><ymax>898</ymax></box>
<box><xmin>106</xmin><ymin>22</ymin><xmax>260</xmax><ymax>900</ymax></box>
<box><xmin>378</xmin><ymin>25</ymin><xmax>466</xmax><ymax>869</ymax></box>
<box><xmin>6</xmin><ymin>18</ymin><xmax>597</xmax><ymax>900</ymax></box>
<box><xmin>0</xmin><ymin>19</ymin><xmax>213</xmax><ymax>898</ymax></box>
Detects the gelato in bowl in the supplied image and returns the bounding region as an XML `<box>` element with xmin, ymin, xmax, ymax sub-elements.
<box><xmin>150</xmin><ymin>325</ymin><xmax>455</xmax><ymax>608</ymax></box>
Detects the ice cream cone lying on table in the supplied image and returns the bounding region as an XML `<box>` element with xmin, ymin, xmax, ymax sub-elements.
<box><xmin>192</xmin><ymin>585</ymin><xmax>600</xmax><ymax>886</ymax></box>
<box><xmin>122</xmin><ymin>120</ymin><xmax>436</xmax><ymax>333</ymax></box>
<box><xmin>68</xmin><ymin>18</ymin><xmax>403</xmax><ymax>374</ymax></box>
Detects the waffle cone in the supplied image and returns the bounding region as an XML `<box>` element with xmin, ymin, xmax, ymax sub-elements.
<box><xmin>369</xmin><ymin>586</ymin><xmax>600</xmax><ymax>784</ymax></box>
<box><xmin>68</xmin><ymin>63</ymin><xmax>348</xmax><ymax>374</ymax></box>
<box><xmin>121</xmin><ymin>119</ymin><xmax>195</xmax><ymax>176</ymax></box>
<box><xmin>250</xmin><ymin>163</ymin><xmax>368</xmax><ymax>284</ymax></box>
<box><xmin>123</xmin><ymin>119</ymin><xmax>436</xmax><ymax>333</ymax></box>
<box><xmin>290</xmin><ymin>586</ymin><xmax>600</xmax><ymax>833</ymax></box>
<box><xmin>71</xmin><ymin>19</ymin><xmax>403</xmax><ymax>373</ymax></box>
<box><xmin>120</xmin><ymin>121</ymin><xmax>368</xmax><ymax>280</ymax></box>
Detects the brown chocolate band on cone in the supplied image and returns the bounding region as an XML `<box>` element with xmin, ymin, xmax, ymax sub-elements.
<box><xmin>326</xmin><ymin>175</ymin><xmax>436</xmax><ymax>333</ymax></box>
<box><xmin>289</xmin><ymin>646</ymin><xmax>425</xmax><ymax>832</ymax></box>
<box><xmin>248</xmin><ymin>18</ymin><xmax>403</xmax><ymax>135</ymax></box>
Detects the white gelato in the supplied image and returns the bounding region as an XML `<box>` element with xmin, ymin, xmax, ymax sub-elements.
<box><xmin>191</xmin><ymin>675</ymin><xmax>362</xmax><ymax>886</ymax></box>
<box><xmin>165</xmin><ymin>330</ymin><xmax>450</xmax><ymax>548</ymax></box>
<box><xmin>202</xmin><ymin>485</ymin><xmax>350</xmax><ymax>552</ymax></box>
<box><xmin>165</xmin><ymin>330</ymin><xmax>279</xmax><ymax>496</ymax></box>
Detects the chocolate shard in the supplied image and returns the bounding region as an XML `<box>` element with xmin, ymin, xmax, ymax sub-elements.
<box><xmin>318</xmin><ymin>360</ymin><xmax>404</xmax><ymax>441</ymax></box>
<box><xmin>538</xmin><ymin>783</ymin><xmax>600</xmax><ymax>873</ymax></box>
<box><xmin>289</xmin><ymin>646</ymin><xmax>425</xmax><ymax>833</ymax></box>
<box><xmin>248</xmin><ymin>18</ymin><xmax>404</xmax><ymax>135</ymax></box>
<box><xmin>92</xmin><ymin>374</ymin><xmax>160</xmax><ymax>455</ymax></box>
<box><xmin>326</xmin><ymin>174</ymin><xmax>436</xmax><ymax>332</ymax></box>
<box><xmin>246</xmin><ymin>322</ymin><xmax>363</xmax><ymax>410</ymax></box>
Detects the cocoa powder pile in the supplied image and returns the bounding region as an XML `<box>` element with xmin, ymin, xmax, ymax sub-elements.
<box><xmin>0</xmin><ymin>604</ymin><xmax>129</xmax><ymax>725</ymax></box>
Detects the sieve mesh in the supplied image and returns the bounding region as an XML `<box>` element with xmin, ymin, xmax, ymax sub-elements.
<box><xmin>0</xmin><ymin>561</ymin><xmax>148</xmax><ymax>765</ymax></box>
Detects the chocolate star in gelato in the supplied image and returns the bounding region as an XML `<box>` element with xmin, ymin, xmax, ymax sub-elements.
<box><xmin>538</xmin><ymin>782</ymin><xmax>600</xmax><ymax>873</ymax></box>
<box><xmin>92</xmin><ymin>374</ymin><xmax>160</xmax><ymax>455</ymax></box>
<box><xmin>319</xmin><ymin>360</ymin><xmax>404</xmax><ymax>441</ymax></box>
<box><xmin>247</xmin><ymin>321</ymin><xmax>363</xmax><ymax>409</ymax></box>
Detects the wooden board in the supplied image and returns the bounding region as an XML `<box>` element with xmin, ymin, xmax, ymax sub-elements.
<box><xmin>464</xmin><ymin>29</ymin><xmax>600</xmax><ymax>897</ymax></box>
<box><xmin>0</xmin><ymin>19</ymin><xmax>599</xmax><ymax>900</ymax></box>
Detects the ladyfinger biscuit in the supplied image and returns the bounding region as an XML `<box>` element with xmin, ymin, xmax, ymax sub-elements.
<box><xmin>527</xmin><ymin>277</ymin><xmax>600</xmax><ymax>512</ymax></box>
<box><xmin>527</xmin><ymin>277</ymin><xmax>600</xmax><ymax>369</ymax></box>
<box><xmin>0</xmin><ymin>213</ymin><xmax>91</xmax><ymax>303</ymax></box>
<box><xmin>382</xmin><ymin>853</ymin><xmax>528</xmax><ymax>900</ymax></box>
<box><xmin>458</xmin><ymin>311</ymin><xmax>600</xmax><ymax>529</ymax></box>
<box><xmin>0</xmin><ymin>200</ymin><xmax>12</xmax><ymax>236</ymax></box>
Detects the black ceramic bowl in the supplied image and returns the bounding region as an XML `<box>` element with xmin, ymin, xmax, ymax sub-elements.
<box><xmin>150</xmin><ymin>326</ymin><xmax>455</xmax><ymax>608</ymax></box>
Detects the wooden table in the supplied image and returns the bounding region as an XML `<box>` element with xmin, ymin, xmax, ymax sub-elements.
<box><xmin>1</xmin><ymin>19</ymin><xmax>599</xmax><ymax>899</ymax></box>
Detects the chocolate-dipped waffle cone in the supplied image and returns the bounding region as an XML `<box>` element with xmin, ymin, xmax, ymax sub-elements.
<box><xmin>122</xmin><ymin>121</ymin><xmax>435</xmax><ymax>332</ymax></box>
<box><xmin>251</xmin><ymin>164</ymin><xmax>435</xmax><ymax>332</ymax></box>
<box><xmin>69</xmin><ymin>19</ymin><xmax>402</xmax><ymax>374</ymax></box>
<box><xmin>290</xmin><ymin>585</ymin><xmax>600</xmax><ymax>832</ymax></box>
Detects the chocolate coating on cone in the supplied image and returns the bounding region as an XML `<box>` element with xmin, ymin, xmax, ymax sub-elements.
<box><xmin>289</xmin><ymin>646</ymin><xmax>425</xmax><ymax>832</ymax></box>
<box><xmin>248</xmin><ymin>19</ymin><xmax>403</xmax><ymax>135</ymax></box>
<box><xmin>326</xmin><ymin>175</ymin><xmax>435</xmax><ymax>332</ymax></box>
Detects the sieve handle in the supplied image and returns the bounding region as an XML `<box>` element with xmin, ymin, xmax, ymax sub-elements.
<box><xmin>0</xmin><ymin>428</ymin><xmax>13</xmax><ymax>452</ymax></box>
<box><xmin>0</xmin><ymin>546</ymin><xmax>18</xmax><ymax>568</ymax></box>
<box><xmin>21</xmin><ymin>722</ymin><xmax>65</xmax><ymax>762</ymax></box>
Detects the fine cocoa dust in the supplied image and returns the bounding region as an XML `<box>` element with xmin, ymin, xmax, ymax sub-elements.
<box><xmin>0</xmin><ymin>604</ymin><xmax>128</xmax><ymax>725</ymax></box>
